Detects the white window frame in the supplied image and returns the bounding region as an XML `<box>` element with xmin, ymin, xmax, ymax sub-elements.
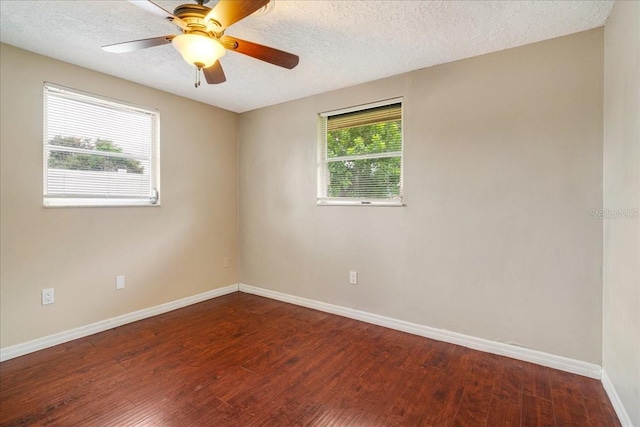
<box><xmin>317</xmin><ymin>97</ymin><xmax>404</xmax><ymax>207</ymax></box>
<box><xmin>43</xmin><ymin>83</ymin><xmax>160</xmax><ymax>207</ymax></box>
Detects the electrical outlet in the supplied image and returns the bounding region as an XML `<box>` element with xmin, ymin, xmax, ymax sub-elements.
<box><xmin>116</xmin><ymin>275</ymin><xmax>125</xmax><ymax>290</ymax></box>
<box><xmin>349</xmin><ymin>271</ymin><xmax>358</xmax><ymax>285</ymax></box>
<box><xmin>42</xmin><ymin>288</ymin><xmax>54</xmax><ymax>305</ymax></box>
<box><xmin>224</xmin><ymin>257</ymin><xmax>230</xmax><ymax>268</ymax></box>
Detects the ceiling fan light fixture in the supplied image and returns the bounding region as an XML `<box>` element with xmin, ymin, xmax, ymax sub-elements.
<box><xmin>172</xmin><ymin>33</ymin><xmax>226</xmax><ymax>68</ymax></box>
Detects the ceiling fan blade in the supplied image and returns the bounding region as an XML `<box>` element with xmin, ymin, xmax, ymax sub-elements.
<box><xmin>128</xmin><ymin>0</ymin><xmax>187</xmax><ymax>30</ymax></box>
<box><xmin>203</xmin><ymin>61</ymin><xmax>226</xmax><ymax>84</ymax></box>
<box><xmin>102</xmin><ymin>36</ymin><xmax>175</xmax><ymax>53</ymax></box>
<box><xmin>220</xmin><ymin>36</ymin><xmax>299</xmax><ymax>69</ymax></box>
<box><xmin>205</xmin><ymin>0</ymin><xmax>269</xmax><ymax>29</ymax></box>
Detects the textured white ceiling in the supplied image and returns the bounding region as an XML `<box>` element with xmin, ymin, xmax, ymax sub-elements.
<box><xmin>0</xmin><ymin>0</ymin><xmax>614</xmax><ymax>113</ymax></box>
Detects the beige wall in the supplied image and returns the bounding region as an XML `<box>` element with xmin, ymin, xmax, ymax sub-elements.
<box><xmin>239</xmin><ymin>29</ymin><xmax>604</xmax><ymax>363</ymax></box>
<box><xmin>0</xmin><ymin>44</ymin><xmax>239</xmax><ymax>348</ymax></box>
<box><xmin>603</xmin><ymin>1</ymin><xmax>640</xmax><ymax>425</ymax></box>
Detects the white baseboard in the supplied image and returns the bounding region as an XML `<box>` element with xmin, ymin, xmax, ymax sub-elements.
<box><xmin>0</xmin><ymin>281</ymin><xmax>605</xmax><ymax>381</ymax></box>
<box><xmin>0</xmin><ymin>284</ymin><xmax>239</xmax><ymax>362</ymax></box>
<box><xmin>601</xmin><ymin>369</ymin><xmax>634</xmax><ymax>427</ymax></box>
<box><xmin>239</xmin><ymin>283</ymin><xmax>602</xmax><ymax>379</ymax></box>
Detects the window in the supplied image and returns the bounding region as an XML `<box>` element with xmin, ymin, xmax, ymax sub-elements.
<box><xmin>318</xmin><ymin>98</ymin><xmax>403</xmax><ymax>206</ymax></box>
<box><xmin>43</xmin><ymin>83</ymin><xmax>159</xmax><ymax>207</ymax></box>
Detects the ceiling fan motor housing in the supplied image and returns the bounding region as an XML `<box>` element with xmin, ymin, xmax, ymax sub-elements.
<box><xmin>174</xmin><ymin>4</ymin><xmax>223</xmax><ymax>35</ymax></box>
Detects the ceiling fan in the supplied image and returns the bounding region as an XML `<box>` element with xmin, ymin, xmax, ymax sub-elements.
<box><xmin>102</xmin><ymin>0</ymin><xmax>299</xmax><ymax>87</ymax></box>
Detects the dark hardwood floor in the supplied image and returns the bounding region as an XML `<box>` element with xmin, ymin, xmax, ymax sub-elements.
<box><xmin>0</xmin><ymin>292</ymin><xmax>620</xmax><ymax>426</ymax></box>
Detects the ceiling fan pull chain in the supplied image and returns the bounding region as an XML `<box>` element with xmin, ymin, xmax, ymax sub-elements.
<box><xmin>195</xmin><ymin>67</ymin><xmax>201</xmax><ymax>88</ymax></box>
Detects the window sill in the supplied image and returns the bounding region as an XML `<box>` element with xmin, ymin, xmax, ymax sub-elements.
<box><xmin>43</xmin><ymin>198</ymin><xmax>160</xmax><ymax>208</ymax></box>
<box><xmin>317</xmin><ymin>198</ymin><xmax>404</xmax><ymax>207</ymax></box>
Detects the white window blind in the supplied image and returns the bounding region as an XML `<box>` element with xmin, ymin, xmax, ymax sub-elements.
<box><xmin>43</xmin><ymin>83</ymin><xmax>160</xmax><ymax>207</ymax></box>
<box><xmin>318</xmin><ymin>98</ymin><xmax>403</xmax><ymax>206</ymax></box>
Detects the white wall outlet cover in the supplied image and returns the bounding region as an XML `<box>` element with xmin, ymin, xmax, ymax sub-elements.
<box><xmin>116</xmin><ymin>275</ymin><xmax>125</xmax><ymax>290</ymax></box>
<box><xmin>349</xmin><ymin>271</ymin><xmax>358</xmax><ymax>285</ymax></box>
<box><xmin>41</xmin><ymin>288</ymin><xmax>54</xmax><ymax>305</ymax></box>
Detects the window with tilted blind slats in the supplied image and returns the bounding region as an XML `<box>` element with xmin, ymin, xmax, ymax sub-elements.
<box><xmin>318</xmin><ymin>99</ymin><xmax>403</xmax><ymax>206</ymax></box>
<box><xmin>43</xmin><ymin>83</ymin><xmax>160</xmax><ymax>207</ymax></box>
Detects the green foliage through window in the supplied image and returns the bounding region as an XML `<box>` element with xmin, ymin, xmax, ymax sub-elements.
<box><xmin>48</xmin><ymin>135</ymin><xmax>144</xmax><ymax>174</ymax></box>
<box><xmin>326</xmin><ymin>121</ymin><xmax>402</xmax><ymax>198</ymax></box>
<box><xmin>322</xmin><ymin>101</ymin><xmax>402</xmax><ymax>200</ymax></box>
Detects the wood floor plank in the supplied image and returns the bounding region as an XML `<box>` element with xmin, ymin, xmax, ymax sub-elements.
<box><xmin>450</xmin><ymin>384</ymin><xmax>494</xmax><ymax>426</ymax></box>
<box><xmin>550</xmin><ymin>369</ymin><xmax>592</xmax><ymax>427</ymax></box>
<box><xmin>574</xmin><ymin>375</ymin><xmax>613</xmax><ymax>403</ymax></box>
<box><xmin>523</xmin><ymin>362</ymin><xmax>553</xmax><ymax>401</ymax></box>
<box><xmin>385</xmin><ymin>365</ymin><xmax>466</xmax><ymax>426</ymax></box>
<box><xmin>383</xmin><ymin>367</ymin><xmax>440</xmax><ymax>426</ymax></box>
<box><xmin>522</xmin><ymin>394</ymin><xmax>555</xmax><ymax>426</ymax></box>
<box><xmin>486</xmin><ymin>396</ymin><xmax>522</xmax><ymax>426</ymax></box>
<box><xmin>450</xmin><ymin>359</ymin><xmax>500</xmax><ymax>426</ymax></box>
<box><xmin>583</xmin><ymin>397</ymin><xmax>622</xmax><ymax>427</ymax></box>
<box><xmin>421</xmin><ymin>339</ymin><xmax>455</xmax><ymax>370</ymax></box>
<box><xmin>493</xmin><ymin>359</ymin><xmax>525</xmax><ymax>407</ymax></box>
<box><xmin>443</xmin><ymin>345</ymin><xmax>477</xmax><ymax>378</ymax></box>
<box><xmin>0</xmin><ymin>292</ymin><xmax>621</xmax><ymax>427</ymax></box>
